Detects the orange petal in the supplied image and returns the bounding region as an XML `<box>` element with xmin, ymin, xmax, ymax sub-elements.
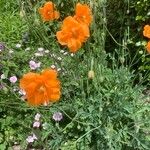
<box><xmin>75</xmin><ymin>3</ymin><xmax>92</xmax><ymax>25</ymax></box>
<box><xmin>42</xmin><ymin>69</ymin><xmax>57</xmax><ymax>80</ymax></box>
<box><xmin>38</xmin><ymin>8</ymin><xmax>44</xmax><ymax>14</ymax></box>
<box><xmin>45</xmin><ymin>80</ymin><xmax>60</xmax><ymax>88</ymax></box>
<box><xmin>146</xmin><ymin>41</ymin><xmax>150</xmax><ymax>53</ymax></box>
<box><xmin>44</xmin><ymin>2</ymin><xmax>54</xmax><ymax>10</ymax></box>
<box><xmin>49</xmin><ymin>94</ymin><xmax>61</xmax><ymax>102</ymax></box>
<box><xmin>143</xmin><ymin>25</ymin><xmax>150</xmax><ymax>38</ymax></box>
<box><xmin>67</xmin><ymin>39</ymin><xmax>82</xmax><ymax>52</ymax></box>
<box><xmin>20</xmin><ymin>73</ymin><xmax>39</xmax><ymax>89</ymax></box>
<box><xmin>28</xmin><ymin>92</ymin><xmax>44</xmax><ymax>106</ymax></box>
<box><xmin>63</xmin><ymin>16</ymin><xmax>79</xmax><ymax>28</ymax></box>
<box><xmin>56</xmin><ymin>31</ymin><xmax>70</xmax><ymax>45</ymax></box>
<box><xmin>54</xmin><ymin>11</ymin><xmax>60</xmax><ymax>19</ymax></box>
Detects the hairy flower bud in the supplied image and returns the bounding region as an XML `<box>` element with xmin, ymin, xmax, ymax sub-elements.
<box><xmin>88</xmin><ymin>70</ymin><xmax>94</xmax><ymax>79</ymax></box>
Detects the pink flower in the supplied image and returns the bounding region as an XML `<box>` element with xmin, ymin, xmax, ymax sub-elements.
<box><xmin>9</xmin><ymin>76</ymin><xmax>17</xmax><ymax>83</ymax></box>
<box><xmin>33</xmin><ymin>121</ymin><xmax>40</xmax><ymax>128</ymax></box>
<box><xmin>52</xmin><ymin>112</ymin><xmax>63</xmax><ymax>121</ymax></box>
<box><xmin>34</xmin><ymin>113</ymin><xmax>41</xmax><ymax>121</ymax></box>
<box><xmin>29</xmin><ymin>60</ymin><xmax>41</xmax><ymax>70</ymax></box>
<box><xmin>26</xmin><ymin>136</ymin><xmax>34</xmax><ymax>143</ymax></box>
<box><xmin>26</xmin><ymin>134</ymin><xmax>37</xmax><ymax>143</ymax></box>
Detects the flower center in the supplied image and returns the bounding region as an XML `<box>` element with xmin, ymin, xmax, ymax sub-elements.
<box><xmin>48</xmin><ymin>11</ymin><xmax>51</xmax><ymax>14</ymax></box>
<box><xmin>39</xmin><ymin>86</ymin><xmax>45</xmax><ymax>92</ymax></box>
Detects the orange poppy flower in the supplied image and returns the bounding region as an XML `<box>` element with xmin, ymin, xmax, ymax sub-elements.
<box><xmin>39</xmin><ymin>2</ymin><xmax>59</xmax><ymax>22</ymax></box>
<box><xmin>146</xmin><ymin>41</ymin><xmax>150</xmax><ymax>53</ymax></box>
<box><xmin>73</xmin><ymin>3</ymin><xmax>92</xmax><ymax>26</ymax></box>
<box><xmin>20</xmin><ymin>69</ymin><xmax>61</xmax><ymax>106</ymax></box>
<box><xmin>143</xmin><ymin>25</ymin><xmax>150</xmax><ymax>38</ymax></box>
<box><xmin>56</xmin><ymin>16</ymin><xmax>90</xmax><ymax>53</ymax></box>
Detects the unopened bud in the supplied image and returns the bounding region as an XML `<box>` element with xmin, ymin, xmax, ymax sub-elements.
<box><xmin>119</xmin><ymin>57</ymin><xmax>125</xmax><ymax>64</ymax></box>
<box><xmin>20</xmin><ymin>10</ymin><xmax>25</xmax><ymax>18</ymax></box>
<box><xmin>88</xmin><ymin>70</ymin><xmax>95</xmax><ymax>79</ymax></box>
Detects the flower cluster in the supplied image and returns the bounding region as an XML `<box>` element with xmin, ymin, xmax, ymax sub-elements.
<box><xmin>143</xmin><ymin>25</ymin><xmax>150</xmax><ymax>53</ymax></box>
<box><xmin>38</xmin><ymin>2</ymin><xmax>92</xmax><ymax>53</ymax></box>
<box><xmin>19</xmin><ymin>2</ymin><xmax>92</xmax><ymax>106</ymax></box>
<box><xmin>33</xmin><ymin>113</ymin><xmax>41</xmax><ymax>128</ymax></box>
<box><xmin>19</xmin><ymin>69</ymin><xmax>61</xmax><ymax>106</ymax></box>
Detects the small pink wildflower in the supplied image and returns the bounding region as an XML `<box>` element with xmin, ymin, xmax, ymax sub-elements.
<box><xmin>52</xmin><ymin>112</ymin><xmax>63</xmax><ymax>122</ymax></box>
<box><xmin>9</xmin><ymin>76</ymin><xmax>17</xmax><ymax>83</ymax></box>
<box><xmin>26</xmin><ymin>134</ymin><xmax>37</xmax><ymax>143</ymax></box>
<box><xmin>33</xmin><ymin>121</ymin><xmax>40</xmax><ymax>128</ymax></box>
<box><xmin>26</xmin><ymin>136</ymin><xmax>34</xmax><ymax>143</ymax></box>
<box><xmin>29</xmin><ymin>60</ymin><xmax>41</xmax><ymax>70</ymax></box>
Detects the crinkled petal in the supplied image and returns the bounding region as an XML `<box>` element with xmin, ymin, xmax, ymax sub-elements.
<box><xmin>67</xmin><ymin>39</ymin><xmax>82</xmax><ymax>52</ymax></box>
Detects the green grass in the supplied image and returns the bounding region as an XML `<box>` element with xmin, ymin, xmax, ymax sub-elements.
<box><xmin>0</xmin><ymin>0</ymin><xmax>26</xmax><ymax>45</ymax></box>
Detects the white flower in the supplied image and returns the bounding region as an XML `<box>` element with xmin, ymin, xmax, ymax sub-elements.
<box><xmin>44</xmin><ymin>50</ymin><xmax>49</xmax><ymax>53</ymax></box>
<box><xmin>1</xmin><ymin>74</ymin><xmax>6</xmax><ymax>79</ymax></box>
<box><xmin>51</xmin><ymin>54</ymin><xmax>56</xmax><ymax>58</ymax></box>
<box><xmin>16</xmin><ymin>44</ymin><xmax>21</xmax><ymax>48</ymax></box>
<box><xmin>25</xmin><ymin>47</ymin><xmax>30</xmax><ymax>51</ymax></box>
<box><xmin>57</xmin><ymin>68</ymin><xmax>61</xmax><ymax>71</ymax></box>
<box><xmin>38</xmin><ymin>47</ymin><xmax>44</xmax><ymax>52</ymax></box>
<box><xmin>63</xmin><ymin>52</ymin><xmax>68</xmax><ymax>55</ymax></box>
<box><xmin>35</xmin><ymin>53</ymin><xmax>43</xmax><ymax>57</ymax></box>
<box><xmin>34</xmin><ymin>113</ymin><xmax>41</xmax><ymax>121</ymax></box>
<box><xmin>9</xmin><ymin>50</ymin><xmax>14</xmax><ymax>53</ymax></box>
<box><xmin>57</xmin><ymin>57</ymin><xmax>62</xmax><ymax>61</ymax></box>
<box><xmin>135</xmin><ymin>41</ymin><xmax>141</xmax><ymax>47</ymax></box>
<box><xmin>60</xmin><ymin>50</ymin><xmax>64</xmax><ymax>53</ymax></box>
<box><xmin>51</xmin><ymin>65</ymin><xmax>56</xmax><ymax>69</ymax></box>
<box><xmin>70</xmin><ymin>53</ymin><xmax>74</xmax><ymax>57</ymax></box>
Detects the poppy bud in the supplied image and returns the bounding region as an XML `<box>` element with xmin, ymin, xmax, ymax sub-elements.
<box><xmin>20</xmin><ymin>10</ymin><xmax>25</xmax><ymax>18</ymax></box>
<box><xmin>119</xmin><ymin>57</ymin><xmax>125</xmax><ymax>64</ymax></box>
<box><xmin>88</xmin><ymin>70</ymin><xmax>94</xmax><ymax>79</ymax></box>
